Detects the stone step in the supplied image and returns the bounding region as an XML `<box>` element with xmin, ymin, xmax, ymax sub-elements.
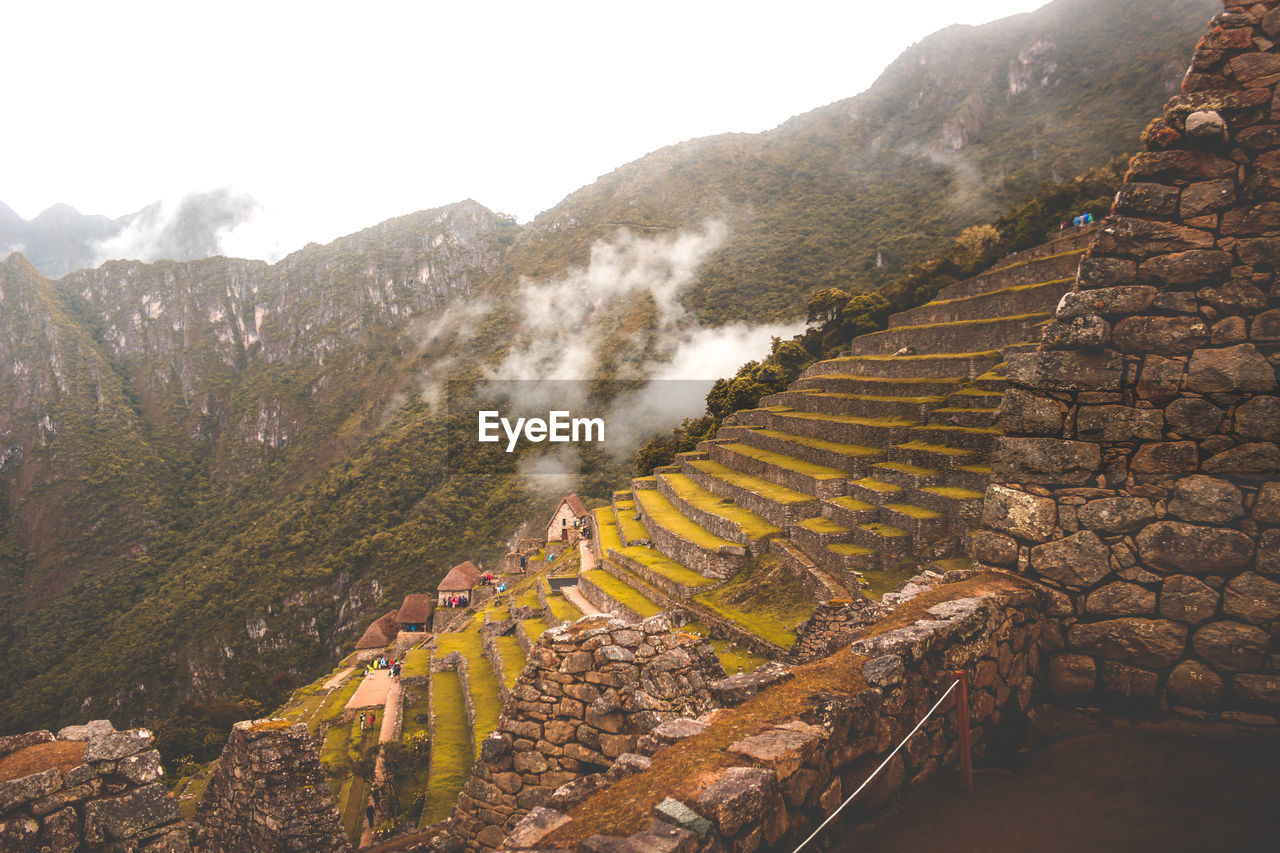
<box><xmin>935</xmin><ymin>244</ymin><xmax>1087</xmax><ymax>302</ymax></box>
<box><xmin>605</xmin><ymin>536</ymin><xmax>724</xmax><ymax>602</ymax></box>
<box><xmin>716</xmin><ymin>425</ymin><xmax>884</xmax><ymax>479</ymax></box>
<box><xmin>913</xmin><ymin>485</ymin><xmax>987</xmax><ymax>526</ymax></box>
<box><xmin>681</xmin><ymin>457</ymin><xmax>821</xmax><ymax>528</ymax></box>
<box><xmin>582</xmin><ymin>562</ymin><xmax>669</xmax><ymax>622</ymax></box>
<box><xmin>879</xmin><ymin>502</ymin><xmax>948</xmax><ymax>543</ymax></box>
<box><xmin>848</xmin><ymin>522</ymin><xmax>914</xmax><ymax>564</ymax></box>
<box><xmin>821</xmin><ymin>496</ymin><xmax>880</xmax><ymax>527</ymax></box>
<box><xmin>795</xmin><ymin>538</ymin><xmax>878</xmax><ymax>587</ymax></box>
<box><xmin>760</xmin><ymin>389</ymin><xmax>944</xmax><ymax>422</ymax></box>
<box><xmin>791</xmin><ymin>516</ymin><xmax>856</xmax><ymax>547</ymax></box>
<box><xmin>907</xmin><ymin>423</ymin><xmax>1003</xmax><ymax>453</ymax></box>
<box><xmin>769</xmin><ymin>538</ymin><xmax>853</xmax><ymax>600</ymax></box>
<box><xmin>927</xmin><ymin>406</ymin><xmax>1001</xmax><ymax>428</ymax></box>
<box><xmin>654</xmin><ymin>471</ymin><xmax>782</xmax><ymax>553</ymax></box>
<box><xmin>844</xmin><ymin>312</ymin><xmax>1052</xmax><ymax>357</ymax></box>
<box><xmin>869</xmin><ymin>461</ymin><xmax>942</xmax><ymax>490</ymax></box>
<box><xmin>800</xmin><ymin>350</ymin><xmax>1005</xmax><ymax>381</ymax></box>
<box><xmin>790</xmin><ymin>373</ymin><xmax>966</xmax><ymax>397</ymax></box>
<box><xmin>611</xmin><ymin>497</ymin><xmax>651</xmax><ymax>547</ymax></box>
<box><xmin>847</xmin><ymin>476</ymin><xmax>904</xmax><ymax>505</ymax></box>
<box><xmin>632</xmin><ymin>487</ymin><xmax>745</xmax><ymax>579</ymax></box>
<box><xmin>764</xmin><ymin>409</ymin><xmax>916</xmax><ymax>448</ymax></box>
<box><xmin>951</xmin><ymin>463</ymin><xmax>993</xmax><ymax>492</ymax></box>
<box><xmin>889</xmin><ymin>277</ymin><xmax>1074</xmax><ymax>328</ymax></box>
<box><xmin>885</xmin><ymin>440</ymin><xmax>978</xmax><ymax>470</ymax></box>
<box><xmin>704</xmin><ymin>441</ymin><xmax>849</xmax><ymax>500</ymax></box>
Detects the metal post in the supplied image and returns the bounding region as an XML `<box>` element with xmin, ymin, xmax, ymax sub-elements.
<box><xmin>954</xmin><ymin>670</ymin><xmax>972</xmax><ymax>793</ymax></box>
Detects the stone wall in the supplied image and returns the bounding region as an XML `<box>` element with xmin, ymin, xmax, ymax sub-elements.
<box><xmin>443</xmin><ymin>614</ymin><xmax>726</xmax><ymax>850</ymax></box>
<box><xmin>194</xmin><ymin>719</ymin><xmax>351</xmax><ymax>853</ymax></box>
<box><xmin>501</xmin><ymin>576</ymin><xmax>1049</xmax><ymax>852</ymax></box>
<box><xmin>0</xmin><ymin>720</ymin><xmax>190</xmax><ymax>852</ymax></box>
<box><xmin>789</xmin><ymin>598</ymin><xmax>887</xmax><ymax>663</ymax></box>
<box><xmin>978</xmin><ymin>1</ymin><xmax>1280</xmax><ymax>722</ymax></box>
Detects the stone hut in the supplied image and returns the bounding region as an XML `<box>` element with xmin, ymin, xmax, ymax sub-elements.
<box><xmin>398</xmin><ymin>593</ymin><xmax>434</xmax><ymax>632</ymax></box>
<box><xmin>438</xmin><ymin>560</ymin><xmax>481</xmax><ymax>607</ymax></box>
<box><xmin>546</xmin><ymin>494</ymin><xmax>589</xmax><ymax>543</ymax></box>
<box><xmin>355</xmin><ymin>610</ymin><xmax>400</xmax><ymax>661</ymax></box>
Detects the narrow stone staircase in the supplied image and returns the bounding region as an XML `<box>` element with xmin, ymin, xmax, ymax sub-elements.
<box><xmin>595</xmin><ymin>226</ymin><xmax>1096</xmax><ymax>615</ymax></box>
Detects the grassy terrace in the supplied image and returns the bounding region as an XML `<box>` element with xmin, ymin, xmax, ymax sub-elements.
<box><xmin>543</xmin><ymin>580</ymin><xmax>584</xmax><ymax>625</ymax></box>
<box><xmin>686</xmin><ymin>459</ymin><xmax>816</xmax><ymax>505</ymax></box>
<box><xmin>861</xmin><ymin>522</ymin><xmax>910</xmax><ymax>538</ymax></box>
<box><xmin>618</xmin><ymin>543</ymin><xmax>718</xmax><ymax>591</ymax></box>
<box><xmin>402</xmin><ymin>647</ymin><xmax>432</xmax><ymax>680</ymax></box>
<box><xmin>877</xmin><ymin>461</ymin><xmax>939</xmax><ymax>478</ymax></box>
<box><xmin>773</xmin><ymin>410</ymin><xmax>915</xmax><ymax>429</ymax></box>
<box><xmin>716</xmin><ymin>442</ymin><xmax>849</xmax><ymax>481</ymax></box>
<box><xmin>658</xmin><ymin>473</ymin><xmax>781</xmax><ymax>541</ymax></box>
<box><xmin>829</xmin><ymin>543</ymin><xmax>874</xmax><ymax>557</ymax></box>
<box><xmin>634</xmin><ymin>488</ymin><xmax>739</xmax><ymax>552</ymax></box>
<box><xmin>826</xmin><ymin>348</ymin><xmax>1003</xmax><ymax>364</ymax></box>
<box><xmin>423</xmin><ymin>670</ymin><xmax>472</xmax><ymax>826</ymax></box>
<box><xmin>613</xmin><ymin>500</ymin><xmax>650</xmax><ymax>544</ymax></box>
<box><xmin>749</xmin><ymin>428</ymin><xmax>884</xmax><ymax>461</ymax></box>
<box><xmin>914</xmin><ymin>424</ymin><xmax>1003</xmax><ymax>438</ymax></box>
<box><xmin>594</xmin><ymin>507</ymin><xmax>625</xmax><ymax>553</ymax></box>
<box><xmin>808</xmin><ymin>391</ymin><xmax>946</xmax><ymax>405</ymax></box>
<box><xmin>923</xmin><ymin>485</ymin><xmax>986</xmax><ymax>500</ymax></box>
<box><xmin>435</xmin><ymin>622</ymin><xmax>503</xmax><ymax>759</ymax></box>
<box><xmin>893</xmin><ymin>439</ymin><xmax>975</xmax><ymax>457</ymax></box>
<box><xmin>922</xmin><ymin>276</ymin><xmax>1074</xmax><ymax>308</ymax></box>
<box><xmin>692</xmin><ymin>557</ymin><xmax>810</xmax><ymax>651</ymax></box>
<box><xmin>806</xmin><ymin>374</ymin><xmax>964</xmax><ymax>386</ymax></box>
<box><xmin>852</xmin><ymin>477</ymin><xmax>902</xmax><ymax>494</ymax></box>
<box><xmin>494</xmin><ymin>634</ymin><xmax>527</xmax><ymax>688</ymax></box>
<box><xmin>589</xmin><ymin>565</ymin><xmax>666</xmax><ymax>619</ymax></box>
<box><xmin>857</xmin><ymin>310</ymin><xmax>1053</xmax><ymax>335</ymax></box>
<box><xmin>828</xmin><ymin>496</ymin><xmax>876</xmax><ymax>513</ymax></box>
<box><xmin>796</xmin><ymin>516</ymin><xmax>851</xmax><ymax>535</ymax></box>
<box><xmin>520</xmin><ymin>617</ymin><xmax>550</xmax><ymax>645</ymax></box>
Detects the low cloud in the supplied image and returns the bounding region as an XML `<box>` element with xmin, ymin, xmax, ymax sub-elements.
<box><xmin>92</xmin><ymin>188</ymin><xmax>259</xmax><ymax>265</ymax></box>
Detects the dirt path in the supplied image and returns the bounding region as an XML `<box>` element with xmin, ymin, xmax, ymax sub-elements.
<box><xmin>562</xmin><ymin>584</ymin><xmax>602</xmax><ymax>616</ymax></box>
<box><xmin>324</xmin><ymin>666</ymin><xmax>356</xmax><ymax>690</ymax></box>
<box><xmin>345</xmin><ymin>669</ymin><xmax>392</xmax><ymax>710</ymax></box>
<box><xmin>578</xmin><ymin>539</ymin><xmax>597</xmax><ymax>571</ymax></box>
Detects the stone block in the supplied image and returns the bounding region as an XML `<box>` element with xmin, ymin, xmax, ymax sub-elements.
<box><xmin>992</xmin><ymin>437</ymin><xmax>1101</xmax><ymax>486</ymax></box>
<box><xmin>1223</xmin><ymin>572</ymin><xmax>1280</xmax><ymax>624</ymax></box>
<box><xmin>1076</xmin><ymin>497</ymin><xmax>1155</xmax><ymax>533</ymax></box>
<box><xmin>1201</xmin><ymin>442</ymin><xmax>1280</xmax><ymax>478</ymax></box>
<box><xmin>1086</xmin><ymin>582</ymin><xmax>1157</xmax><ymax>617</ymax></box>
<box><xmin>983</xmin><ymin>485</ymin><xmax>1057</xmax><ymax>542</ymax></box>
<box><xmin>1136</xmin><ymin>521</ymin><xmax>1255</xmax><ymax>573</ymax></box>
<box><xmin>1235</xmin><ymin>674</ymin><xmax>1280</xmax><ymax>707</ymax></box>
<box><xmin>1057</xmin><ymin>286</ymin><xmax>1157</xmax><ymax>319</ymax></box>
<box><xmin>1048</xmin><ymin>654</ymin><xmax>1096</xmax><ymax>695</ymax></box>
<box><xmin>1005</xmin><ymin>351</ymin><xmax>1123</xmax><ymax>392</ymax></box>
<box><xmin>1167</xmin><ymin>475</ymin><xmax>1244</xmax><ymax>523</ymax></box>
<box><xmin>1159</xmin><ymin>575</ymin><xmax>1220</xmax><ymax>624</ymax></box>
<box><xmin>1077</xmin><ymin>257</ymin><xmax>1137</xmax><ymax>288</ymax></box>
<box><xmin>694</xmin><ymin>767</ymin><xmax>779</xmax><ymax>839</ymax></box>
<box><xmin>1099</xmin><ymin>661</ymin><xmax>1159</xmax><ymax>697</ymax></box>
<box><xmin>1138</xmin><ymin>249</ymin><xmax>1233</xmax><ymax>285</ymax></box>
<box><xmin>1067</xmin><ymin>618</ymin><xmax>1187</xmax><ymax>668</ymax></box>
<box><xmin>1192</xmin><ymin>621</ymin><xmax>1270</xmax><ymax>672</ymax></box>
<box><xmin>1112</xmin><ymin>316</ymin><xmax>1210</xmax><ymax>355</ymax></box>
<box><xmin>1253</xmin><ymin>307</ymin><xmax>1280</xmax><ymax>343</ymax></box>
<box><xmin>1076</xmin><ymin>406</ymin><xmax>1163</xmax><ymax>442</ymax></box>
<box><xmin>1211</xmin><ymin>316</ymin><xmax>1247</xmax><ymax>345</ymax></box>
<box><xmin>1124</xmin><ymin>151</ymin><xmax>1234</xmax><ymax>183</ymax></box>
<box><xmin>1185</xmin><ymin>344</ymin><xmax>1277</xmax><ymax>393</ymax></box>
<box><xmin>1131</xmin><ymin>442</ymin><xmax>1199</xmax><ymax>481</ymax></box>
<box><xmin>1254</xmin><ymin>483</ymin><xmax>1280</xmax><ymax>525</ymax></box>
<box><xmin>83</xmin><ymin>729</ymin><xmax>154</xmax><ymax>763</ymax></box>
<box><xmin>1030</xmin><ymin>531</ymin><xmax>1112</xmax><ymax>588</ymax></box>
<box><xmin>1114</xmin><ymin>183</ymin><xmax>1180</xmax><ymax>216</ymax></box>
<box><xmin>1167</xmin><ymin>659</ymin><xmax>1223</xmax><ymax>708</ymax></box>
<box><xmin>1137</xmin><ymin>355</ymin><xmax>1188</xmax><ymax>403</ymax></box>
<box><xmin>1234</xmin><ymin>396</ymin><xmax>1280</xmax><ymax>442</ymax></box>
<box><xmin>998</xmin><ymin>388</ymin><xmax>1065</xmax><ymax>435</ymax></box>
<box><xmin>0</xmin><ymin>767</ymin><xmax>63</xmax><ymax>814</ymax></box>
<box><xmin>1041</xmin><ymin>316</ymin><xmax>1110</xmax><ymax>349</ymax></box>
<box><xmin>82</xmin><ymin>782</ymin><xmax>179</xmax><ymax>844</ymax></box>
<box><xmin>1166</xmin><ymin>397</ymin><xmax>1223</xmax><ymax>438</ymax></box>
<box><xmin>971</xmin><ymin>530</ymin><xmax>1018</xmax><ymax>565</ymax></box>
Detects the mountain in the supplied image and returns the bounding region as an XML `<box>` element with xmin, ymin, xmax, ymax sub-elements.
<box><xmin>0</xmin><ymin>0</ymin><xmax>1219</xmax><ymax>734</ymax></box>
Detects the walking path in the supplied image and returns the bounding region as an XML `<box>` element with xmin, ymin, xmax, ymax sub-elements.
<box><xmin>323</xmin><ymin>666</ymin><xmax>356</xmax><ymax>690</ymax></box>
<box><xmin>562</xmin><ymin>584</ymin><xmax>603</xmax><ymax>616</ymax></box>
<box><xmin>345</xmin><ymin>669</ymin><xmax>393</xmax><ymax>710</ymax></box>
<box><xmin>579</xmin><ymin>539</ymin><xmax>597</xmax><ymax>571</ymax></box>
<box><xmin>358</xmin><ymin>676</ymin><xmax>404</xmax><ymax>847</ymax></box>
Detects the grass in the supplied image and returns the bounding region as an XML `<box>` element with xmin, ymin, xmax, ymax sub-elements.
<box><xmin>520</xmin><ymin>617</ymin><xmax>550</xmax><ymax>643</ymax></box>
<box><xmin>774</xmin><ymin>410</ymin><xmax>916</xmax><ymax>429</ymax></box>
<box><xmin>884</xmin><ymin>503</ymin><xmax>943</xmax><ymax>519</ymax></box>
<box><xmin>692</xmin><ymin>557</ymin><xmax>810</xmax><ymax>651</ymax></box>
<box><xmin>658</xmin><ymin>472</ymin><xmax>781</xmax><ymax>541</ymax></box>
<box><xmin>892</xmin><ymin>440</ymin><xmax>975</xmax><ymax>457</ymax></box>
<box><xmin>914</xmin><ymin>424</ymin><xmax>1003</xmax><ymax>436</ymax></box>
<box><xmin>686</xmin><ymin>459</ymin><xmax>816</xmax><ymax>505</ymax></box>
<box><xmin>542</xmin><ymin>572</ymin><xmax>1033</xmax><ymax>846</ymax></box>
<box><xmin>958</xmin><ymin>463</ymin><xmax>994</xmax><ymax>474</ymax></box>
<box><xmin>423</xmin><ymin>670</ymin><xmax>471</xmax><ymax>826</ymax></box>
<box><xmin>494</xmin><ymin>634</ymin><xmax>527</xmax><ymax>688</ymax></box>
<box><xmin>634</xmin><ymin>488</ymin><xmax>739</xmax><ymax>552</ymax></box>
<box><xmin>750</xmin><ymin>428</ymin><xmax>884</xmax><ymax>459</ymax></box>
<box><xmin>619</xmin><ymin>544</ymin><xmax>718</xmax><ymax>591</ymax></box>
<box><xmin>829</xmin><ymin>349</ymin><xmax>1003</xmax><ymax>362</ymax></box>
<box><xmin>876</xmin><ymin>461</ymin><xmax>938</xmax><ymax>478</ymax></box>
<box><xmin>176</xmin><ymin>762</ymin><xmax>217</xmax><ymax>820</ymax></box>
<box><xmin>587</xmin><ymin>567</ymin><xmax>665</xmax><ymax>619</ymax></box>
<box><xmin>923</xmin><ymin>485</ymin><xmax>986</xmax><ymax>500</ymax></box>
<box><xmin>852</xmin><ymin>477</ymin><xmax>902</xmax><ymax>494</ymax></box>
<box><xmin>594</xmin><ymin>507</ymin><xmax>625</xmax><ymax>552</ymax></box>
<box><xmin>613</xmin><ymin>500</ymin><xmax>650</xmax><ymax>544</ymax></box>
<box><xmin>715</xmin><ymin>442</ymin><xmax>848</xmax><ymax>481</ymax></box>
<box><xmin>545</xmin><ymin>587</ymin><xmax>584</xmax><ymax>625</ymax></box>
<box><xmin>924</xmin><ymin>276</ymin><xmax>1074</xmax><ymax>307</ymax></box>
<box><xmin>932</xmin><ymin>557</ymin><xmax>973</xmax><ymax>572</ymax></box>
<box><xmin>402</xmin><ymin>648</ymin><xmax>432</xmax><ymax>680</ymax></box>
<box><xmin>395</xmin><ymin>686</ymin><xmax>433</xmax><ymax>817</ymax></box>
<box><xmin>827</xmin><ymin>496</ymin><xmax>876</xmax><ymax>512</ymax></box>
<box><xmin>860</xmin><ymin>522</ymin><xmax>910</xmax><ymax>538</ymax></box>
<box><xmin>829</xmin><ymin>543</ymin><xmax>875</xmax><ymax>556</ymax></box>
<box><xmin>796</xmin><ymin>517</ymin><xmax>852</xmax><ymax>535</ymax></box>
<box><xmin>860</xmin><ymin>564</ymin><xmax>920</xmax><ymax>600</ymax></box>
<box><xmin>858</xmin><ymin>310</ymin><xmax>1052</xmax><ymax>334</ymax></box>
<box><xmin>434</xmin><ymin>631</ymin><xmax>503</xmax><ymax>758</ymax></box>
<box><xmin>810</xmin><ymin>391</ymin><xmax>946</xmax><ymax>405</ymax></box>
<box><xmin>803</xmin><ymin>375</ymin><xmax>964</xmax><ymax>385</ymax></box>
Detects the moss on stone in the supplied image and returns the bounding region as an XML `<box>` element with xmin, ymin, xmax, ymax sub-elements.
<box><xmin>634</xmin><ymin>488</ymin><xmax>740</xmax><ymax>553</ymax></box>
<box><xmin>589</xmin><ymin>567</ymin><xmax>665</xmax><ymax>619</ymax></box>
<box><xmin>717</xmin><ymin>442</ymin><xmax>848</xmax><ymax>480</ymax></box>
<box><xmin>659</xmin><ymin>472</ymin><xmax>782</xmax><ymax>541</ymax></box>
<box><xmin>423</xmin><ymin>669</ymin><xmax>472</xmax><ymax>825</ymax></box>
<box><xmin>687</xmin><ymin>459</ymin><xmax>816</xmax><ymax>505</ymax></box>
<box><xmin>797</xmin><ymin>516</ymin><xmax>852</xmax><ymax>535</ymax></box>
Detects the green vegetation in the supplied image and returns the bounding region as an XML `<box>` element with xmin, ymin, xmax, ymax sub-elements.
<box><xmin>685</xmin><ymin>459</ymin><xmax>815</xmax><ymax>505</ymax></box>
<box><xmin>613</xmin><ymin>501</ymin><xmax>650</xmax><ymax>544</ymax></box>
<box><xmin>493</xmin><ymin>635</ymin><xmax>527</xmax><ymax>688</ymax></box>
<box><xmin>796</xmin><ymin>517</ymin><xmax>851</xmax><ymax>535</ymax></box>
<box><xmin>852</xmin><ymin>477</ymin><xmax>901</xmax><ymax>494</ymax></box>
<box><xmin>434</xmin><ymin>631</ymin><xmax>503</xmax><ymax>759</ymax></box>
<box><xmin>402</xmin><ymin>648</ymin><xmax>432</xmax><ymax>680</ymax></box>
<box><xmin>657</xmin><ymin>473</ymin><xmax>781</xmax><ymax>542</ymax></box>
<box><xmin>585</xmin><ymin>569</ymin><xmax>665</xmax><ymax>619</ymax></box>
<box><xmin>884</xmin><ymin>503</ymin><xmax>943</xmax><ymax>520</ymax></box>
<box><xmin>716</xmin><ymin>443</ymin><xmax>849</xmax><ymax>481</ymax></box>
<box><xmin>617</xmin><ymin>545</ymin><xmax>719</xmax><ymax>591</ymax></box>
<box><xmin>633</xmin><ymin>489</ymin><xmax>739</xmax><ymax>552</ymax></box>
<box><xmin>423</xmin><ymin>670</ymin><xmax>471</xmax><ymax>825</ymax></box>
<box><xmin>692</xmin><ymin>557</ymin><xmax>811</xmax><ymax>651</ymax></box>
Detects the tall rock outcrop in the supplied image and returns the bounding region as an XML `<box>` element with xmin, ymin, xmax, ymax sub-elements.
<box><xmin>979</xmin><ymin>0</ymin><xmax>1280</xmax><ymax>720</ymax></box>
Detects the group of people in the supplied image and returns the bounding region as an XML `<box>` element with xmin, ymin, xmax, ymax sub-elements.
<box><xmin>366</xmin><ymin>656</ymin><xmax>401</xmax><ymax>677</ymax></box>
<box><xmin>1062</xmin><ymin>211</ymin><xmax>1095</xmax><ymax>229</ymax></box>
<box><xmin>478</xmin><ymin>571</ymin><xmax>507</xmax><ymax>593</ymax></box>
<box><xmin>443</xmin><ymin>593</ymin><xmax>470</xmax><ymax>608</ymax></box>
<box><xmin>358</xmin><ymin>710</ymin><xmax>378</xmax><ymax>731</ymax></box>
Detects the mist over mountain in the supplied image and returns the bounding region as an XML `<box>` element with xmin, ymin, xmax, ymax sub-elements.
<box><xmin>0</xmin><ymin>188</ymin><xmax>257</xmax><ymax>279</ymax></box>
<box><xmin>0</xmin><ymin>0</ymin><xmax>1218</xmax><ymax>734</ymax></box>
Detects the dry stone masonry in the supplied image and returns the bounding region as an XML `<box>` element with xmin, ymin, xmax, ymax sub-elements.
<box><xmin>0</xmin><ymin>720</ymin><xmax>190</xmax><ymax>852</ymax></box>
<box><xmin>445</xmin><ymin>614</ymin><xmax>726</xmax><ymax>850</ymax></box>
<box><xmin>979</xmin><ymin>0</ymin><xmax>1280</xmax><ymax>721</ymax></box>
<box><xmin>194</xmin><ymin>719</ymin><xmax>351</xmax><ymax>853</ymax></box>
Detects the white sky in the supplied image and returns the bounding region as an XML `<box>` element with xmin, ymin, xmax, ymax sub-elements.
<box><xmin>3</xmin><ymin>0</ymin><xmax>1048</xmax><ymax>261</ymax></box>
